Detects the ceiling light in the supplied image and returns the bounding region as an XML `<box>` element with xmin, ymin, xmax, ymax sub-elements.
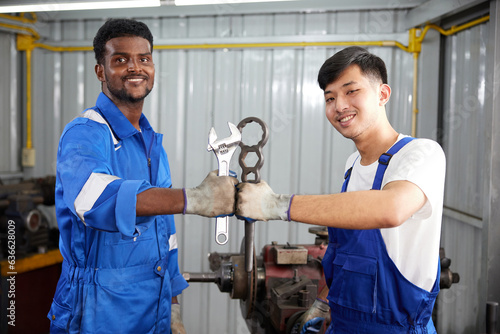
<box><xmin>175</xmin><ymin>0</ymin><xmax>298</xmax><ymax>5</ymax></box>
<box><xmin>0</xmin><ymin>0</ymin><xmax>161</xmax><ymax>13</ymax></box>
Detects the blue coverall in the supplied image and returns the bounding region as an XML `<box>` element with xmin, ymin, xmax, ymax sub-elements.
<box><xmin>322</xmin><ymin>138</ymin><xmax>440</xmax><ymax>333</ymax></box>
<box><xmin>48</xmin><ymin>93</ymin><xmax>188</xmax><ymax>333</ymax></box>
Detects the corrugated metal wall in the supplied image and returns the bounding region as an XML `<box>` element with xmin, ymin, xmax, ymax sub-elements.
<box><xmin>437</xmin><ymin>19</ymin><xmax>490</xmax><ymax>334</ymax></box>
<box><xmin>0</xmin><ymin>32</ymin><xmax>21</xmax><ymax>179</ymax></box>
<box><xmin>3</xmin><ymin>6</ymin><xmax>494</xmax><ymax>333</ymax></box>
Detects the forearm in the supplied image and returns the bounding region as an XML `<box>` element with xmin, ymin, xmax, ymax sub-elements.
<box><xmin>290</xmin><ymin>182</ymin><xmax>425</xmax><ymax>229</ymax></box>
<box><xmin>136</xmin><ymin>187</ymin><xmax>185</xmax><ymax>216</ymax></box>
<box><xmin>289</xmin><ymin>192</ymin><xmax>390</xmax><ymax>229</ymax></box>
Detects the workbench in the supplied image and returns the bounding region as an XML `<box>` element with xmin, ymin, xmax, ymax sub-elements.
<box><xmin>0</xmin><ymin>249</ymin><xmax>63</xmax><ymax>334</ymax></box>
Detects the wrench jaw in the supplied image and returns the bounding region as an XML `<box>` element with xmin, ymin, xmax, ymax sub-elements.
<box><xmin>207</xmin><ymin>122</ymin><xmax>242</xmax><ymax>153</ymax></box>
<box><xmin>207</xmin><ymin>127</ymin><xmax>217</xmax><ymax>152</ymax></box>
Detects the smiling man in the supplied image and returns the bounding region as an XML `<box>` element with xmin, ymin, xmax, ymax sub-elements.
<box><xmin>236</xmin><ymin>47</ymin><xmax>446</xmax><ymax>333</ymax></box>
<box><xmin>48</xmin><ymin>19</ymin><xmax>237</xmax><ymax>334</ymax></box>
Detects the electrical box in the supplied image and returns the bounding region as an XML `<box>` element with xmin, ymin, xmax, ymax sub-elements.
<box><xmin>22</xmin><ymin>148</ymin><xmax>36</xmax><ymax>167</ymax></box>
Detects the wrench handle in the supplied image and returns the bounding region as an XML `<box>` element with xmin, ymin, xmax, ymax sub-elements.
<box><xmin>218</xmin><ymin>160</ymin><xmax>229</xmax><ymax>176</ymax></box>
<box><xmin>215</xmin><ymin>216</ymin><xmax>229</xmax><ymax>245</ymax></box>
<box><xmin>216</xmin><ymin>154</ymin><xmax>231</xmax><ymax>245</ymax></box>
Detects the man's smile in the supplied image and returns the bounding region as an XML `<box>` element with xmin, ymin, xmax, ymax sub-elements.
<box><xmin>125</xmin><ymin>76</ymin><xmax>147</xmax><ymax>83</ymax></box>
<box><xmin>338</xmin><ymin>114</ymin><xmax>355</xmax><ymax>125</ymax></box>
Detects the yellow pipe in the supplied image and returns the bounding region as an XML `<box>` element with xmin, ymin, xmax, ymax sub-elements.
<box><xmin>411</xmin><ymin>52</ymin><xmax>419</xmax><ymax>137</ymax></box>
<box><xmin>33</xmin><ymin>43</ymin><xmax>93</xmax><ymax>52</ymax></box>
<box><xmin>31</xmin><ymin>40</ymin><xmax>409</xmax><ymax>53</ymax></box>
<box><xmin>0</xmin><ymin>12</ymin><xmax>37</xmax><ymax>24</ymax></box>
<box><xmin>417</xmin><ymin>15</ymin><xmax>489</xmax><ymax>43</ymax></box>
<box><xmin>154</xmin><ymin>40</ymin><xmax>410</xmax><ymax>52</ymax></box>
<box><xmin>6</xmin><ymin>14</ymin><xmax>489</xmax><ymax>157</ymax></box>
<box><xmin>0</xmin><ymin>21</ymin><xmax>39</xmax><ymax>39</ymax></box>
<box><xmin>26</xmin><ymin>48</ymin><xmax>32</xmax><ymax>149</ymax></box>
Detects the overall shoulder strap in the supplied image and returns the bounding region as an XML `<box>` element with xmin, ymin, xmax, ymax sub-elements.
<box><xmin>371</xmin><ymin>137</ymin><xmax>415</xmax><ymax>190</ymax></box>
<box><xmin>341</xmin><ymin>156</ymin><xmax>359</xmax><ymax>193</ymax></box>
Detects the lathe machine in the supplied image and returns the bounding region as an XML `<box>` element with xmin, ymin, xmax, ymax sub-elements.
<box><xmin>184</xmin><ymin>227</ymin><xmax>460</xmax><ymax>334</ymax></box>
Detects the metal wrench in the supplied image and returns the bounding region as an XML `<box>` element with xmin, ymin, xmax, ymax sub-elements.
<box><xmin>207</xmin><ymin>122</ymin><xmax>242</xmax><ymax>245</ymax></box>
<box><xmin>237</xmin><ymin>117</ymin><xmax>269</xmax><ymax>273</ymax></box>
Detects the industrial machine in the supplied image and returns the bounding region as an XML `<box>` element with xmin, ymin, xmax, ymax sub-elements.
<box><xmin>0</xmin><ymin>176</ymin><xmax>59</xmax><ymax>258</ymax></box>
<box><xmin>184</xmin><ymin>226</ymin><xmax>460</xmax><ymax>334</ymax></box>
<box><xmin>184</xmin><ymin>227</ymin><xmax>328</xmax><ymax>334</ymax></box>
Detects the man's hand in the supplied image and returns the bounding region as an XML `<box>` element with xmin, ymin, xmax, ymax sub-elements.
<box><xmin>183</xmin><ymin>170</ymin><xmax>238</xmax><ymax>217</ymax></box>
<box><xmin>171</xmin><ymin>303</ymin><xmax>186</xmax><ymax>334</ymax></box>
<box><xmin>298</xmin><ymin>298</ymin><xmax>330</xmax><ymax>334</ymax></box>
<box><xmin>236</xmin><ymin>181</ymin><xmax>293</xmax><ymax>221</ymax></box>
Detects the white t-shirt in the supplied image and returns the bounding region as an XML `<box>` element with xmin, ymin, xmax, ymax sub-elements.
<box><xmin>344</xmin><ymin>134</ymin><xmax>446</xmax><ymax>292</ymax></box>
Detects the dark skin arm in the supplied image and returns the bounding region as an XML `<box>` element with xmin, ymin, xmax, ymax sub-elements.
<box><xmin>135</xmin><ymin>188</ymin><xmax>185</xmax><ymax>216</ymax></box>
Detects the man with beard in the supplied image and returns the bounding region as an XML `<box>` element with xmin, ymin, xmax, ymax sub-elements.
<box><xmin>48</xmin><ymin>19</ymin><xmax>236</xmax><ymax>334</ymax></box>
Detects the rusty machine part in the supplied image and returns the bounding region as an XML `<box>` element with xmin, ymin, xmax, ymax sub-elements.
<box><xmin>0</xmin><ymin>176</ymin><xmax>58</xmax><ymax>258</ymax></box>
<box><xmin>184</xmin><ymin>228</ymin><xmax>328</xmax><ymax>334</ymax></box>
<box><xmin>439</xmin><ymin>247</ymin><xmax>460</xmax><ymax>289</ymax></box>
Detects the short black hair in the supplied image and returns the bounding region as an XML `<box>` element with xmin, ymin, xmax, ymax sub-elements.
<box><xmin>93</xmin><ymin>18</ymin><xmax>154</xmax><ymax>65</ymax></box>
<box><xmin>317</xmin><ymin>46</ymin><xmax>388</xmax><ymax>90</ymax></box>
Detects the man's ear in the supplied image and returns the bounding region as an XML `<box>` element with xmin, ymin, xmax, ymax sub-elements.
<box><xmin>95</xmin><ymin>64</ymin><xmax>105</xmax><ymax>82</ymax></box>
<box><xmin>379</xmin><ymin>83</ymin><xmax>391</xmax><ymax>106</ymax></box>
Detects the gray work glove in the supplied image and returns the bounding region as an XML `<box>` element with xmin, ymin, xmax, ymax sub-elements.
<box><xmin>171</xmin><ymin>303</ymin><xmax>186</xmax><ymax>334</ymax></box>
<box><xmin>183</xmin><ymin>170</ymin><xmax>238</xmax><ymax>217</ymax></box>
<box><xmin>236</xmin><ymin>181</ymin><xmax>294</xmax><ymax>221</ymax></box>
<box><xmin>298</xmin><ymin>299</ymin><xmax>330</xmax><ymax>334</ymax></box>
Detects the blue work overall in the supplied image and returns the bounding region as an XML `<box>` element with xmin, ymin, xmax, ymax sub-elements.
<box><xmin>322</xmin><ymin>137</ymin><xmax>440</xmax><ymax>334</ymax></box>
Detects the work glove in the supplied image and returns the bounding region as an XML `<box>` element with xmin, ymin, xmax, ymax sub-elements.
<box><xmin>170</xmin><ymin>303</ymin><xmax>186</xmax><ymax>334</ymax></box>
<box><xmin>236</xmin><ymin>181</ymin><xmax>294</xmax><ymax>221</ymax></box>
<box><xmin>298</xmin><ymin>299</ymin><xmax>330</xmax><ymax>334</ymax></box>
<box><xmin>183</xmin><ymin>170</ymin><xmax>238</xmax><ymax>217</ymax></box>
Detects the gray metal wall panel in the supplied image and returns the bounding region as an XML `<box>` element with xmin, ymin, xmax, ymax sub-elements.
<box><xmin>438</xmin><ymin>20</ymin><xmax>490</xmax><ymax>334</ymax></box>
<box><xmin>443</xmin><ymin>22</ymin><xmax>488</xmax><ymax>218</ymax></box>
<box><xmin>26</xmin><ymin>10</ymin><xmax>417</xmax><ymax>333</ymax></box>
<box><xmin>438</xmin><ymin>215</ymin><xmax>483</xmax><ymax>333</ymax></box>
<box><xmin>0</xmin><ymin>32</ymin><xmax>20</xmax><ymax>178</ymax></box>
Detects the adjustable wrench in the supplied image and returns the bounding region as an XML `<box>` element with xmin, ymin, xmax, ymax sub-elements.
<box><xmin>207</xmin><ymin>122</ymin><xmax>242</xmax><ymax>245</ymax></box>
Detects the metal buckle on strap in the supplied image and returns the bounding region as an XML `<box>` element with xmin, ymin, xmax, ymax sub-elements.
<box><xmin>378</xmin><ymin>153</ymin><xmax>393</xmax><ymax>165</ymax></box>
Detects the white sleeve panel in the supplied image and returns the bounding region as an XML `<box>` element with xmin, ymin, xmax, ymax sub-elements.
<box><xmin>169</xmin><ymin>234</ymin><xmax>178</xmax><ymax>251</ymax></box>
<box><xmin>74</xmin><ymin>172</ymin><xmax>121</xmax><ymax>223</ymax></box>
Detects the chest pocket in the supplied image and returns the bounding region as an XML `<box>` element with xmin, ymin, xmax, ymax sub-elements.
<box><xmin>104</xmin><ymin>232</ymin><xmax>154</xmax><ymax>245</ymax></box>
<box><xmin>331</xmin><ymin>252</ymin><xmax>378</xmax><ymax>314</ymax></box>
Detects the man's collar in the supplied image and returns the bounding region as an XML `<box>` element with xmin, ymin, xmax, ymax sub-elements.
<box><xmin>95</xmin><ymin>92</ymin><xmax>153</xmax><ymax>139</ymax></box>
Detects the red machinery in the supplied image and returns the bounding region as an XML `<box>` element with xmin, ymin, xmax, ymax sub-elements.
<box><xmin>184</xmin><ymin>225</ymin><xmax>460</xmax><ymax>334</ymax></box>
<box><xmin>184</xmin><ymin>227</ymin><xmax>328</xmax><ymax>334</ymax></box>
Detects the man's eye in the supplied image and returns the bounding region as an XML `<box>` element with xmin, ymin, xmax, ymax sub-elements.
<box><xmin>116</xmin><ymin>57</ymin><xmax>126</xmax><ymax>63</ymax></box>
<box><xmin>325</xmin><ymin>97</ymin><xmax>334</xmax><ymax>103</ymax></box>
<box><xmin>347</xmin><ymin>89</ymin><xmax>359</xmax><ymax>95</ymax></box>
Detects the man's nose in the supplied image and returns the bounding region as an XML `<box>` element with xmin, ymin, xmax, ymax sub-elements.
<box><xmin>335</xmin><ymin>95</ymin><xmax>349</xmax><ymax>113</ymax></box>
<box><xmin>127</xmin><ymin>58</ymin><xmax>141</xmax><ymax>72</ymax></box>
